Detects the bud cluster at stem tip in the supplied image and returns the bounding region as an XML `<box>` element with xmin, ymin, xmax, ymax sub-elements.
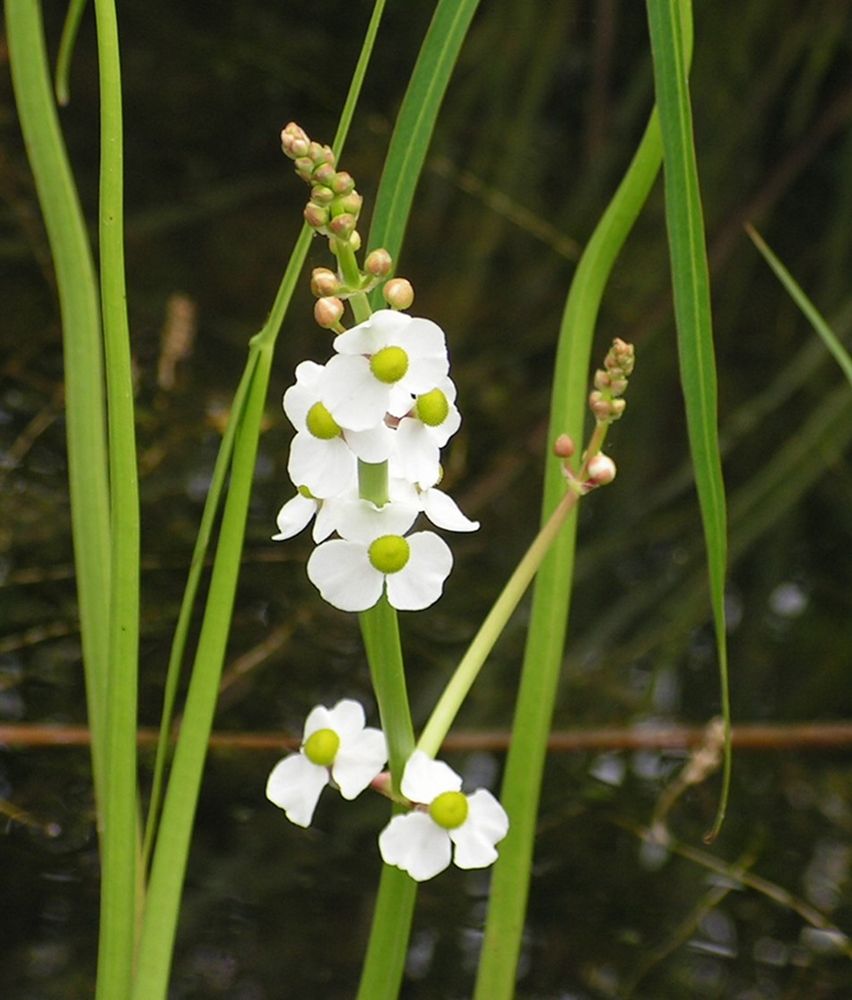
<box><xmin>589</xmin><ymin>337</ymin><xmax>635</xmax><ymax>424</ymax></box>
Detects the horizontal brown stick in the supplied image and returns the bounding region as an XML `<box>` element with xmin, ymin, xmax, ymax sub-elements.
<box><xmin>2</xmin><ymin>722</ymin><xmax>852</xmax><ymax>752</ymax></box>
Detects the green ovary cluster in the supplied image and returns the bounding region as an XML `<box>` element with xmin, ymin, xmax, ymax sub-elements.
<box><xmin>303</xmin><ymin>728</ymin><xmax>340</xmax><ymax>766</ymax></box>
<box><xmin>429</xmin><ymin>790</ymin><xmax>468</xmax><ymax>829</ymax></box>
<box><xmin>370</xmin><ymin>346</ymin><xmax>409</xmax><ymax>384</ymax></box>
<box><xmin>306</xmin><ymin>401</ymin><xmax>342</xmax><ymax>439</ymax></box>
<box><xmin>416</xmin><ymin>388</ymin><xmax>449</xmax><ymax>427</ymax></box>
<box><xmin>368</xmin><ymin>534</ymin><xmax>410</xmax><ymax>574</ymax></box>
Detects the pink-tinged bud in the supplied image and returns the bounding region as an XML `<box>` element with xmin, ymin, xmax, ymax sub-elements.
<box><xmin>609</xmin><ymin>377</ymin><xmax>628</xmax><ymax>396</ymax></box>
<box><xmin>310</xmin><ymin>267</ymin><xmax>340</xmax><ymax>298</ymax></box>
<box><xmin>307</xmin><ymin>142</ymin><xmax>335</xmax><ymax>169</ymax></box>
<box><xmin>304</xmin><ymin>202</ymin><xmax>329</xmax><ymax>229</ymax></box>
<box><xmin>593</xmin><ymin>369</ymin><xmax>611</xmax><ymax>391</ymax></box>
<box><xmin>587</xmin><ymin>453</ymin><xmax>616</xmax><ymax>485</ymax></box>
<box><xmin>610</xmin><ymin>398</ymin><xmax>626</xmax><ymax>418</ymax></box>
<box><xmin>280</xmin><ymin>123</ymin><xmax>310</xmax><ymax>159</ymax></box>
<box><xmin>312</xmin><ymin>163</ymin><xmax>336</xmax><ymax>187</ymax></box>
<box><xmin>310</xmin><ymin>185</ymin><xmax>335</xmax><ymax>206</ymax></box>
<box><xmin>553</xmin><ymin>433</ymin><xmax>575</xmax><ymax>458</ymax></box>
<box><xmin>589</xmin><ymin>390</ymin><xmax>611</xmax><ymax>421</ymax></box>
<box><xmin>338</xmin><ymin>191</ymin><xmax>363</xmax><ymax>216</ymax></box>
<box><xmin>328</xmin><ymin>213</ymin><xmax>356</xmax><ymax>239</ymax></box>
<box><xmin>330</xmin><ymin>171</ymin><xmax>355</xmax><ymax>196</ymax></box>
<box><xmin>383</xmin><ymin>277</ymin><xmax>414</xmax><ymax>310</ymax></box>
<box><xmin>294</xmin><ymin>157</ymin><xmax>315</xmax><ymax>182</ymax></box>
<box><xmin>364</xmin><ymin>248</ymin><xmax>393</xmax><ymax>277</ymax></box>
<box><xmin>314</xmin><ymin>296</ymin><xmax>345</xmax><ymax>329</ymax></box>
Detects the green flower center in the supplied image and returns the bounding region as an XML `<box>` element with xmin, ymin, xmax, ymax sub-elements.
<box><xmin>297</xmin><ymin>484</ymin><xmax>317</xmax><ymax>499</ymax></box>
<box><xmin>368</xmin><ymin>534</ymin><xmax>410</xmax><ymax>574</ymax></box>
<box><xmin>370</xmin><ymin>346</ymin><xmax>409</xmax><ymax>384</ymax></box>
<box><xmin>416</xmin><ymin>388</ymin><xmax>449</xmax><ymax>427</ymax></box>
<box><xmin>306</xmin><ymin>401</ymin><xmax>341</xmax><ymax>439</ymax></box>
<box><xmin>429</xmin><ymin>790</ymin><xmax>468</xmax><ymax>829</ymax></box>
<box><xmin>303</xmin><ymin>728</ymin><xmax>340</xmax><ymax>766</ymax></box>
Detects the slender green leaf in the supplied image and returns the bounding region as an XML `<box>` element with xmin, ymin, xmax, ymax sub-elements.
<box><xmin>92</xmin><ymin>0</ymin><xmax>140</xmax><ymax>996</ymax></box>
<box><xmin>133</xmin><ymin>5</ymin><xmax>387</xmax><ymax>995</ymax></box>
<box><xmin>132</xmin><ymin>345</ymin><xmax>273</xmax><ymax>1000</ymax></box>
<box><xmin>5</xmin><ymin>0</ymin><xmax>110</xmax><ymax>815</ymax></box>
<box><xmin>55</xmin><ymin>0</ymin><xmax>89</xmax><ymax>105</ymax></box>
<box><xmin>747</xmin><ymin>224</ymin><xmax>852</xmax><ymax>387</ymax></box>
<box><xmin>647</xmin><ymin>0</ymin><xmax>730</xmax><ymax>840</ymax></box>
<box><xmin>367</xmin><ymin>0</ymin><xmax>480</xmax><ymax>273</ymax></box>
<box><xmin>474</xmin><ymin>7</ymin><xmax>695</xmax><ymax>997</ymax></box>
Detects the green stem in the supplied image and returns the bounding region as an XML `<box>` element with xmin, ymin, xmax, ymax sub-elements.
<box><xmin>92</xmin><ymin>0</ymin><xmax>140</xmax><ymax>996</ymax></box>
<box><xmin>418</xmin><ymin>490</ymin><xmax>577</xmax><ymax>757</ymax></box>
<box><xmin>474</xmin><ymin>7</ymin><xmax>694</xmax><ymax>995</ymax></box>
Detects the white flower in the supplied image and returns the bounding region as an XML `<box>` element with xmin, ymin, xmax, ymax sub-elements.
<box><xmin>390</xmin><ymin>478</ymin><xmax>479</xmax><ymax>533</ymax></box>
<box><xmin>378</xmin><ymin>750</ymin><xmax>509</xmax><ymax>881</ymax></box>
<box><xmin>271</xmin><ymin>489</ymin><xmax>342</xmax><ymax>543</ymax></box>
<box><xmin>321</xmin><ymin>310</ymin><xmax>449</xmax><ymax>431</ymax></box>
<box><xmin>284</xmin><ymin>360</ymin><xmax>393</xmax><ymax>497</ymax></box>
<box><xmin>390</xmin><ymin>377</ymin><xmax>461</xmax><ymax>488</ymax></box>
<box><xmin>266</xmin><ymin>699</ymin><xmax>387</xmax><ymax>828</ymax></box>
<box><xmin>306</xmin><ymin>499</ymin><xmax>452</xmax><ymax>612</ymax></box>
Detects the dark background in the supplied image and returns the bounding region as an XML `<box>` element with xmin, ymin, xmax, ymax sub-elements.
<box><xmin>1</xmin><ymin>1</ymin><xmax>851</xmax><ymax>997</ymax></box>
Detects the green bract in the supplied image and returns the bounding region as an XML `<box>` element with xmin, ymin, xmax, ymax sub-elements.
<box><xmin>368</xmin><ymin>534</ymin><xmax>411</xmax><ymax>574</ymax></box>
<box><xmin>303</xmin><ymin>728</ymin><xmax>341</xmax><ymax>766</ymax></box>
<box><xmin>428</xmin><ymin>790</ymin><xmax>468</xmax><ymax>830</ymax></box>
<box><xmin>370</xmin><ymin>345</ymin><xmax>409</xmax><ymax>384</ymax></box>
<box><xmin>306</xmin><ymin>401</ymin><xmax>342</xmax><ymax>439</ymax></box>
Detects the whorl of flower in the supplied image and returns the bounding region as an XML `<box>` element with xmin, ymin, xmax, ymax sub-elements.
<box><xmin>266</xmin><ymin>699</ymin><xmax>387</xmax><ymax>828</ymax></box>
<box><xmin>377</xmin><ymin>750</ymin><xmax>509</xmax><ymax>881</ymax></box>
<box><xmin>274</xmin><ymin>128</ymin><xmax>479</xmax><ymax>614</ymax></box>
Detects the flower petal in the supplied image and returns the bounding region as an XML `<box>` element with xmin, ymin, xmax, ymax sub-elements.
<box><xmin>378</xmin><ymin>811</ymin><xmax>452</xmax><ymax>881</ymax></box>
<box><xmin>449</xmin><ymin>789</ymin><xmax>509</xmax><ymax>869</ymax></box>
<box><xmin>385</xmin><ymin>531</ymin><xmax>453</xmax><ymax>611</ymax></box>
<box><xmin>282</xmin><ymin>360</ymin><xmax>325</xmax><ymax>429</ymax></box>
<box><xmin>265</xmin><ymin>753</ymin><xmax>328</xmax><ymax>828</ymax></box>
<box><xmin>307</xmin><ymin>539</ymin><xmax>383</xmax><ymax>612</ymax></box>
<box><xmin>400</xmin><ymin>749</ymin><xmax>461</xmax><ymax>803</ymax></box>
<box><xmin>322</xmin><ymin>353</ymin><xmax>390</xmax><ymax>431</ymax></box>
<box><xmin>288</xmin><ymin>432</ymin><xmax>356</xmax><ymax>499</ymax></box>
<box><xmin>324</xmin><ymin>698</ymin><xmax>366</xmax><ymax>739</ymax></box>
<box><xmin>272</xmin><ymin>493</ymin><xmax>317</xmax><ymax>541</ymax></box>
<box><xmin>333</xmin><ymin>727</ymin><xmax>387</xmax><ymax>799</ymax></box>
<box><xmin>332</xmin><ymin>498</ymin><xmax>419</xmax><ymax>544</ymax></box>
<box><xmin>420</xmin><ymin>488</ymin><xmax>480</xmax><ymax>532</ymax></box>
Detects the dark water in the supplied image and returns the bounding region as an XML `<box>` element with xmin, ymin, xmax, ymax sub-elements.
<box><xmin>2</xmin><ymin>2</ymin><xmax>852</xmax><ymax>997</ymax></box>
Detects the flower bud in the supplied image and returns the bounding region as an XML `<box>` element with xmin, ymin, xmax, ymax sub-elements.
<box><xmin>330</xmin><ymin>171</ymin><xmax>355</xmax><ymax>196</ymax></box>
<box><xmin>587</xmin><ymin>453</ymin><xmax>616</xmax><ymax>485</ymax></box>
<box><xmin>314</xmin><ymin>296</ymin><xmax>344</xmax><ymax>329</ymax></box>
<box><xmin>328</xmin><ymin>213</ymin><xmax>356</xmax><ymax>239</ymax></box>
<box><xmin>304</xmin><ymin>202</ymin><xmax>329</xmax><ymax>230</ymax></box>
<box><xmin>310</xmin><ymin>185</ymin><xmax>335</xmax><ymax>206</ymax></box>
<box><xmin>364</xmin><ymin>248</ymin><xmax>393</xmax><ymax>277</ymax></box>
<box><xmin>383</xmin><ymin>277</ymin><xmax>414</xmax><ymax>310</ymax></box>
<box><xmin>553</xmin><ymin>433</ymin><xmax>575</xmax><ymax>458</ymax></box>
<box><xmin>312</xmin><ymin>162</ymin><xmax>336</xmax><ymax>187</ymax></box>
<box><xmin>348</xmin><ymin>230</ymin><xmax>362</xmax><ymax>252</ymax></box>
<box><xmin>310</xmin><ymin>267</ymin><xmax>340</xmax><ymax>297</ymax></box>
<box><xmin>280</xmin><ymin>122</ymin><xmax>310</xmax><ymax>160</ymax></box>
<box><xmin>338</xmin><ymin>191</ymin><xmax>363</xmax><ymax>217</ymax></box>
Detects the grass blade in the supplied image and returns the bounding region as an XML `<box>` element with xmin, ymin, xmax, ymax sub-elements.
<box><xmin>746</xmin><ymin>224</ymin><xmax>852</xmax><ymax>387</ymax></box>
<box><xmin>646</xmin><ymin>0</ymin><xmax>730</xmax><ymax>840</ymax></box>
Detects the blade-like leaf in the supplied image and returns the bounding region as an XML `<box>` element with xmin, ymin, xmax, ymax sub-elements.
<box><xmin>647</xmin><ymin>0</ymin><xmax>730</xmax><ymax>840</ymax></box>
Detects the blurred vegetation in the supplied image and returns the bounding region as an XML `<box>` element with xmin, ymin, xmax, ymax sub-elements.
<box><xmin>1</xmin><ymin>1</ymin><xmax>851</xmax><ymax>997</ymax></box>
